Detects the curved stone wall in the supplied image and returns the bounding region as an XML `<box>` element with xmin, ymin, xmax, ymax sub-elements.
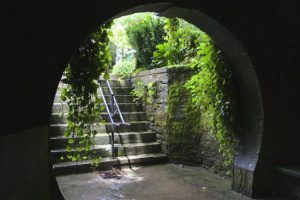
<box><xmin>1</xmin><ymin>1</ymin><xmax>299</xmax><ymax>199</ymax></box>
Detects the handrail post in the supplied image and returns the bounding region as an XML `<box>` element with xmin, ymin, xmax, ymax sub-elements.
<box><xmin>111</xmin><ymin>126</ymin><xmax>115</xmax><ymax>158</ymax></box>
<box><xmin>111</xmin><ymin>94</ymin><xmax>115</xmax><ymax>117</ymax></box>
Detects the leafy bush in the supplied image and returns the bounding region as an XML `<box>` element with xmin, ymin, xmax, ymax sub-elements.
<box><xmin>131</xmin><ymin>79</ymin><xmax>157</xmax><ymax>105</ymax></box>
<box><xmin>126</xmin><ymin>13</ymin><xmax>166</xmax><ymax>69</ymax></box>
<box><xmin>152</xmin><ymin>18</ymin><xmax>203</xmax><ymax>68</ymax></box>
<box><xmin>112</xmin><ymin>59</ymin><xmax>136</xmax><ymax>78</ymax></box>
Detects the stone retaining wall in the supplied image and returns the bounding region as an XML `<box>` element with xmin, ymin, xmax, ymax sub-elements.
<box><xmin>131</xmin><ymin>66</ymin><xmax>229</xmax><ymax>175</ymax></box>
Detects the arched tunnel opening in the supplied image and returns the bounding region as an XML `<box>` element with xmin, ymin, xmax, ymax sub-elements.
<box><xmin>1</xmin><ymin>1</ymin><xmax>299</xmax><ymax>200</ymax></box>
<box><xmin>50</xmin><ymin>4</ymin><xmax>265</xmax><ymax>200</ymax></box>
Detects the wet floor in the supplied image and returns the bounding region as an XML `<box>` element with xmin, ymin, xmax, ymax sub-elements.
<box><xmin>57</xmin><ymin>163</ymin><xmax>290</xmax><ymax>200</ymax></box>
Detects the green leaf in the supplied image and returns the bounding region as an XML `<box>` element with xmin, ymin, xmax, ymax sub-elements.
<box><xmin>68</xmin><ymin>138</ymin><xmax>75</xmax><ymax>144</ymax></box>
<box><xmin>103</xmin><ymin>72</ymin><xmax>110</xmax><ymax>80</ymax></box>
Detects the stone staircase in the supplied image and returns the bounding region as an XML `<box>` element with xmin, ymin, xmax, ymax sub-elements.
<box><xmin>49</xmin><ymin>77</ymin><xmax>168</xmax><ymax>175</ymax></box>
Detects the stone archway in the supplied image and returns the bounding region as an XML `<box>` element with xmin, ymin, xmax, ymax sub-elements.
<box><xmin>73</xmin><ymin>3</ymin><xmax>264</xmax><ymax>197</ymax></box>
<box><xmin>6</xmin><ymin>1</ymin><xmax>298</xmax><ymax>199</ymax></box>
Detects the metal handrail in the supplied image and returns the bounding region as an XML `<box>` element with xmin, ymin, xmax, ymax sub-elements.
<box><xmin>105</xmin><ymin>80</ymin><xmax>131</xmax><ymax>126</ymax></box>
<box><xmin>98</xmin><ymin>79</ymin><xmax>130</xmax><ymax>158</ymax></box>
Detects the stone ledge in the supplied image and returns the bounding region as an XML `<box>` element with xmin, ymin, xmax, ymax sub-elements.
<box><xmin>132</xmin><ymin>65</ymin><xmax>189</xmax><ymax>78</ymax></box>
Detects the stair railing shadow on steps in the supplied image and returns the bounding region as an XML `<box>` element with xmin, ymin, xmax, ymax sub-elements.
<box><xmin>98</xmin><ymin>79</ymin><xmax>131</xmax><ymax>159</ymax></box>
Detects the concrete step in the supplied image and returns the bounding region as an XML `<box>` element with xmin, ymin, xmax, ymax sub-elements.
<box><xmin>50</xmin><ymin>112</ymin><xmax>147</xmax><ymax>124</ymax></box>
<box><xmin>52</xmin><ymin>101</ymin><xmax>141</xmax><ymax>112</ymax></box>
<box><xmin>103</xmin><ymin>95</ymin><xmax>134</xmax><ymax>103</ymax></box>
<box><xmin>56</xmin><ymin>82</ymin><xmax>133</xmax><ymax>93</ymax></box>
<box><xmin>101</xmin><ymin>112</ymin><xmax>146</xmax><ymax>122</ymax></box>
<box><xmin>53</xmin><ymin>94</ymin><xmax>134</xmax><ymax>106</ymax></box>
<box><xmin>56</xmin><ymin>86</ymin><xmax>134</xmax><ymax>95</ymax></box>
<box><xmin>106</xmin><ymin>103</ymin><xmax>142</xmax><ymax>112</ymax></box>
<box><xmin>49</xmin><ymin>121</ymin><xmax>150</xmax><ymax>136</ymax></box>
<box><xmin>58</xmin><ymin>80</ymin><xmax>131</xmax><ymax>87</ymax></box>
<box><xmin>53</xmin><ymin>153</ymin><xmax>168</xmax><ymax>175</ymax></box>
<box><xmin>50</xmin><ymin>131</ymin><xmax>157</xmax><ymax>148</ymax></box>
<box><xmin>51</xmin><ymin>142</ymin><xmax>162</xmax><ymax>163</ymax></box>
<box><xmin>99</xmin><ymin>74</ymin><xmax>119</xmax><ymax>80</ymax></box>
<box><xmin>98</xmin><ymin>79</ymin><xmax>132</xmax><ymax>87</ymax></box>
<box><xmin>100</xmin><ymin>87</ymin><xmax>134</xmax><ymax>95</ymax></box>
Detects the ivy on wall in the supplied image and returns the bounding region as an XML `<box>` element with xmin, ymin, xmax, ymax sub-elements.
<box><xmin>166</xmin><ymin>79</ymin><xmax>203</xmax><ymax>164</ymax></box>
<box><xmin>60</xmin><ymin>24</ymin><xmax>111</xmax><ymax>166</ymax></box>
<box><xmin>152</xmin><ymin>17</ymin><xmax>238</xmax><ymax>167</ymax></box>
<box><xmin>131</xmin><ymin>79</ymin><xmax>157</xmax><ymax>106</ymax></box>
<box><xmin>185</xmin><ymin>34</ymin><xmax>238</xmax><ymax>167</ymax></box>
<box><xmin>130</xmin><ymin>17</ymin><xmax>238</xmax><ymax>169</ymax></box>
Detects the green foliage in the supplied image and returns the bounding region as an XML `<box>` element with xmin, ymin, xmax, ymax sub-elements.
<box><xmin>185</xmin><ymin>33</ymin><xmax>237</xmax><ymax>167</ymax></box>
<box><xmin>152</xmin><ymin>18</ymin><xmax>203</xmax><ymax>68</ymax></box>
<box><xmin>167</xmin><ymin>80</ymin><xmax>203</xmax><ymax>133</ymax></box>
<box><xmin>166</xmin><ymin>80</ymin><xmax>203</xmax><ymax>163</ymax></box>
<box><xmin>112</xmin><ymin>59</ymin><xmax>136</xmax><ymax>78</ymax></box>
<box><xmin>132</xmin><ymin>66</ymin><xmax>147</xmax><ymax>76</ymax></box>
<box><xmin>109</xmin><ymin>14</ymin><xmax>238</xmax><ymax>169</ymax></box>
<box><xmin>131</xmin><ymin>79</ymin><xmax>157</xmax><ymax>105</ymax></box>
<box><xmin>60</xmin><ymin>24</ymin><xmax>112</xmax><ymax>167</ymax></box>
<box><xmin>125</xmin><ymin>13</ymin><xmax>166</xmax><ymax>69</ymax></box>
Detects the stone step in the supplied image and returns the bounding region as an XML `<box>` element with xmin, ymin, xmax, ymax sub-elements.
<box><xmin>99</xmin><ymin>74</ymin><xmax>119</xmax><ymax>80</ymax></box>
<box><xmin>50</xmin><ymin>112</ymin><xmax>147</xmax><ymax>124</ymax></box>
<box><xmin>103</xmin><ymin>95</ymin><xmax>134</xmax><ymax>103</ymax></box>
<box><xmin>49</xmin><ymin>121</ymin><xmax>150</xmax><ymax>136</ymax></box>
<box><xmin>52</xmin><ymin>153</ymin><xmax>168</xmax><ymax>175</ymax></box>
<box><xmin>56</xmin><ymin>81</ymin><xmax>133</xmax><ymax>93</ymax></box>
<box><xmin>101</xmin><ymin>112</ymin><xmax>146</xmax><ymax>122</ymax></box>
<box><xmin>101</xmin><ymin>87</ymin><xmax>134</xmax><ymax>95</ymax></box>
<box><xmin>98</xmin><ymin>79</ymin><xmax>132</xmax><ymax>87</ymax></box>
<box><xmin>50</xmin><ymin>131</ymin><xmax>157</xmax><ymax>149</ymax></box>
<box><xmin>105</xmin><ymin>103</ymin><xmax>141</xmax><ymax>112</ymax></box>
<box><xmin>53</xmin><ymin>102</ymin><xmax>141</xmax><ymax>113</ymax></box>
<box><xmin>52</xmin><ymin>101</ymin><xmax>141</xmax><ymax>113</ymax></box>
<box><xmin>51</xmin><ymin>142</ymin><xmax>162</xmax><ymax>163</ymax></box>
<box><xmin>59</xmin><ymin>73</ymin><xmax>123</xmax><ymax>81</ymax></box>
<box><xmin>58</xmin><ymin>79</ymin><xmax>131</xmax><ymax>87</ymax></box>
<box><xmin>53</xmin><ymin>94</ymin><xmax>134</xmax><ymax>105</ymax></box>
<box><xmin>56</xmin><ymin>86</ymin><xmax>133</xmax><ymax>95</ymax></box>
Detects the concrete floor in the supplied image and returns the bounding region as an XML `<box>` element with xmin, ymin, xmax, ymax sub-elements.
<box><xmin>57</xmin><ymin>163</ymin><xmax>290</xmax><ymax>200</ymax></box>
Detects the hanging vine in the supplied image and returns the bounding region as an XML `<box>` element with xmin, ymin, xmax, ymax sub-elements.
<box><xmin>60</xmin><ymin>24</ymin><xmax>112</xmax><ymax>166</ymax></box>
<box><xmin>185</xmin><ymin>34</ymin><xmax>238</xmax><ymax>167</ymax></box>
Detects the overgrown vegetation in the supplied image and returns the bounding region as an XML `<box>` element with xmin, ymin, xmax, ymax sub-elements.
<box><xmin>59</xmin><ymin>12</ymin><xmax>238</xmax><ymax>170</ymax></box>
<box><xmin>111</xmin><ymin>59</ymin><xmax>136</xmax><ymax>79</ymax></box>
<box><xmin>166</xmin><ymin>79</ymin><xmax>203</xmax><ymax>164</ymax></box>
<box><xmin>131</xmin><ymin>79</ymin><xmax>157</xmax><ymax>106</ymax></box>
<box><xmin>109</xmin><ymin>12</ymin><xmax>166</xmax><ymax>75</ymax></box>
<box><xmin>60</xmin><ymin>24</ymin><xmax>111</xmax><ymax>166</ymax></box>
<box><xmin>151</xmin><ymin>18</ymin><xmax>201</xmax><ymax>67</ymax></box>
<box><xmin>185</xmin><ymin>33</ymin><xmax>238</xmax><ymax>166</ymax></box>
<box><xmin>126</xmin><ymin>14</ymin><xmax>166</xmax><ymax>69</ymax></box>
<box><xmin>125</xmin><ymin>16</ymin><xmax>238</xmax><ymax>167</ymax></box>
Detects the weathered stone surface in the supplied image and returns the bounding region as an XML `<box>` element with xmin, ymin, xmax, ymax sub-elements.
<box><xmin>131</xmin><ymin>67</ymin><xmax>230</xmax><ymax>174</ymax></box>
<box><xmin>232</xmin><ymin>166</ymin><xmax>254</xmax><ymax>197</ymax></box>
